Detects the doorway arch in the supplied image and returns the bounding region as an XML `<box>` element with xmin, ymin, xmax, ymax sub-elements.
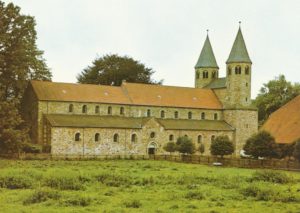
<box><xmin>147</xmin><ymin>142</ymin><xmax>157</xmax><ymax>155</ymax></box>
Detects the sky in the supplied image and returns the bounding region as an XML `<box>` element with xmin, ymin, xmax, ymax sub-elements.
<box><xmin>4</xmin><ymin>0</ymin><xmax>300</xmax><ymax>98</ymax></box>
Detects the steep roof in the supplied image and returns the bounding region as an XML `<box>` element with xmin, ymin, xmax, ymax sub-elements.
<box><xmin>195</xmin><ymin>35</ymin><xmax>219</xmax><ymax>68</ymax></box>
<box><xmin>261</xmin><ymin>95</ymin><xmax>300</xmax><ymax>144</ymax></box>
<box><xmin>30</xmin><ymin>81</ymin><xmax>223</xmax><ymax>110</ymax></box>
<box><xmin>122</xmin><ymin>82</ymin><xmax>222</xmax><ymax>109</ymax></box>
<box><xmin>45</xmin><ymin>114</ymin><xmax>234</xmax><ymax>131</ymax></box>
<box><xmin>204</xmin><ymin>78</ymin><xmax>226</xmax><ymax>89</ymax></box>
<box><xmin>226</xmin><ymin>27</ymin><xmax>252</xmax><ymax>64</ymax></box>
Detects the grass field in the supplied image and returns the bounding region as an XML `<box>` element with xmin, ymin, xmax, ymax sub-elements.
<box><xmin>0</xmin><ymin>159</ymin><xmax>299</xmax><ymax>213</ymax></box>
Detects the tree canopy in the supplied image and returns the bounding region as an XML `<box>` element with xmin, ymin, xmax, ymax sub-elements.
<box><xmin>77</xmin><ymin>54</ymin><xmax>162</xmax><ymax>86</ymax></box>
<box><xmin>163</xmin><ymin>142</ymin><xmax>176</xmax><ymax>154</ymax></box>
<box><xmin>293</xmin><ymin>139</ymin><xmax>300</xmax><ymax>162</ymax></box>
<box><xmin>253</xmin><ymin>75</ymin><xmax>300</xmax><ymax>125</ymax></box>
<box><xmin>210</xmin><ymin>135</ymin><xmax>234</xmax><ymax>158</ymax></box>
<box><xmin>0</xmin><ymin>1</ymin><xmax>51</xmax><ymax>101</ymax></box>
<box><xmin>176</xmin><ymin>136</ymin><xmax>195</xmax><ymax>154</ymax></box>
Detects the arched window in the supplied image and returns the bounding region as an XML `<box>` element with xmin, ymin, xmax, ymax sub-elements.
<box><xmin>147</xmin><ymin>109</ymin><xmax>151</xmax><ymax>117</ymax></box>
<box><xmin>113</xmin><ymin>133</ymin><xmax>119</xmax><ymax>142</ymax></box>
<box><xmin>82</xmin><ymin>105</ymin><xmax>87</xmax><ymax>113</ymax></box>
<box><xmin>184</xmin><ymin>134</ymin><xmax>188</xmax><ymax>138</ymax></box>
<box><xmin>214</xmin><ymin>113</ymin><xmax>218</xmax><ymax>120</ymax></box>
<box><xmin>169</xmin><ymin>134</ymin><xmax>174</xmax><ymax>141</ymax></box>
<box><xmin>245</xmin><ymin>66</ymin><xmax>250</xmax><ymax>75</ymax></box>
<box><xmin>95</xmin><ymin>105</ymin><xmax>100</xmax><ymax>114</ymax></box>
<box><xmin>188</xmin><ymin>111</ymin><xmax>192</xmax><ymax>119</ymax></box>
<box><xmin>174</xmin><ymin>111</ymin><xmax>179</xmax><ymax>119</ymax></box>
<box><xmin>197</xmin><ymin>135</ymin><xmax>202</xmax><ymax>143</ymax></box>
<box><xmin>196</xmin><ymin>72</ymin><xmax>200</xmax><ymax>79</ymax></box>
<box><xmin>150</xmin><ymin>132</ymin><xmax>155</xmax><ymax>138</ymax></box>
<box><xmin>201</xmin><ymin>112</ymin><xmax>205</xmax><ymax>120</ymax></box>
<box><xmin>160</xmin><ymin>110</ymin><xmax>165</xmax><ymax>118</ymax></box>
<box><xmin>108</xmin><ymin>106</ymin><xmax>112</xmax><ymax>115</ymax></box>
<box><xmin>235</xmin><ymin>66</ymin><xmax>241</xmax><ymax>74</ymax></box>
<box><xmin>75</xmin><ymin>133</ymin><xmax>80</xmax><ymax>141</ymax></box>
<box><xmin>131</xmin><ymin>134</ymin><xmax>137</xmax><ymax>143</ymax></box>
<box><xmin>120</xmin><ymin>107</ymin><xmax>124</xmax><ymax>115</ymax></box>
<box><xmin>246</xmin><ymin>82</ymin><xmax>248</xmax><ymax>87</ymax></box>
<box><xmin>203</xmin><ymin>71</ymin><xmax>208</xmax><ymax>79</ymax></box>
<box><xmin>212</xmin><ymin>71</ymin><xmax>216</xmax><ymax>78</ymax></box>
<box><xmin>211</xmin><ymin>135</ymin><xmax>215</xmax><ymax>142</ymax></box>
<box><xmin>95</xmin><ymin>133</ymin><xmax>100</xmax><ymax>142</ymax></box>
<box><xmin>68</xmin><ymin>104</ymin><xmax>74</xmax><ymax>113</ymax></box>
<box><xmin>228</xmin><ymin>66</ymin><xmax>231</xmax><ymax>75</ymax></box>
<box><xmin>245</xmin><ymin>97</ymin><xmax>248</xmax><ymax>102</ymax></box>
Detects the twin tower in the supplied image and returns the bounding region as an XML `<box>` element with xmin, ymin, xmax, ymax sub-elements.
<box><xmin>194</xmin><ymin>26</ymin><xmax>252</xmax><ymax>108</ymax></box>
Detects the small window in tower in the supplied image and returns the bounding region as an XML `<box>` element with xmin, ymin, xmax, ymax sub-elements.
<box><xmin>201</xmin><ymin>112</ymin><xmax>205</xmax><ymax>120</ymax></box>
<box><xmin>203</xmin><ymin>71</ymin><xmax>208</xmax><ymax>79</ymax></box>
<box><xmin>188</xmin><ymin>111</ymin><xmax>192</xmax><ymax>119</ymax></box>
<box><xmin>246</xmin><ymin>82</ymin><xmax>248</xmax><ymax>87</ymax></box>
<box><xmin>174</xmin><ymin>111</ymin><xmax>179</xmax><ymax>119</ymax></box>
<box><xmin>75</xmin><ymin>133</ymin><xmax>80</xmax><ymax>141</ymax></box>
<box><xmin>246</xmin><ymin>97</ymin><xmax>248</xmax><ymax>102</ymax></box>
<box><xmin>82</xmin><ymin>105</ymin><xmax>87</xmax><ymax>113</ymax></box>
<box><xmin>95</xmin><ymin>133</ymin><xmax>100</xmax><ymax>142</ymax></box>
<box><xmin>95</xmin><ymin>105</ymin><xmax>100</xmax><ymax>114</ymax></box>
<box><xmin>160</xmin><ymin>110</ymin><xmax>165</xmax><ymax>118</ymax></box>
<box><xmin>108</xmin><ymin>106</ymin><xmax>112</xmax><ymax>115</ymax></box>
<box><xmin>245</xmin><ymin>66</ymin><xmax>250</xmax><ymax>75</ymax></box>
<box><xmin>197</xmin><ymin>135</ymin><xmax>202</xmax><ymax>143</ymax></box>
<box><xmin>214</xmin><ymin>113</ymin><xmax>218</xmax><ymax>120</ymax></box>
<box><xmin>196</xmin><ymin>72</ymin><xmax>200</xmax><ymax>79</ymax></box>
<box><xmin>120</xmin><ymin>107</ymin><xmax>124</xmax><ymax>115</ymax></box>
<box><xmin>150</xmin><ymin>132</ymin><xmax>155</xmax><ymax>138</ymax></box>
<box><xmin>147</xmin><ymin>109</ymin><xmax>151</xmax><ymax>117</ymax></box>
<box><xmin>69</xmin><ymin>104</ymin><xmax>74</xmax><ymax>113</ymax></box>
<box><xmin>235</xmin><ymin>66</ymin><xmax>241</xmax><ymax>74</ymax></box>
<box><xmin>131</xmin><ymin>134</ymin><xmax>137</xmax><ymax>143</ymax></box>
<box><xmin>228</xmin><ymin>66</ymin><xmax>231</xmax><ymax>75</ymax></box>
<box><xmin>211</xmin><ymin>135</ymin><xmax>215</xmax><ymax>142</ymax></box>
<box><xmin>113</xmin><ymin>133</ymin><xmax>119</xmax><ymax>142</ymax></box>
<box><xmin>212</xmin><ymin>72</ymin><xmax>216</xmax><ymax>78</ymax></box>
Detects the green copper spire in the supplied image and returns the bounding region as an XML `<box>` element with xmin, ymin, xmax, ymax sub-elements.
<box><xmin>226</xmin><ymin>26</ymin><xmax>252</xmax><ymax>64</ymax></box>
<box><xmin>195</xmin><ymin>34</ymin><xmax>219</xmax><ymax>68</ymax></box>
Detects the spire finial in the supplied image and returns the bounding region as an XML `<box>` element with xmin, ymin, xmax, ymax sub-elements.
<box><xmin>206</xmin><ymin>29</ymin><xmax>209</xmax><ymax>35</ymax></box>
<box><xmin>239</xmin><ymin>21</ymin><xmax>241</xmax><ymax>27</ymax></box>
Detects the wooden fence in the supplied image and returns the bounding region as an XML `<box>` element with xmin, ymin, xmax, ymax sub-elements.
<box><xmin>0</xmin><ymin>153</ymin><xmax>299</xmax><ymax>171</ymax></box>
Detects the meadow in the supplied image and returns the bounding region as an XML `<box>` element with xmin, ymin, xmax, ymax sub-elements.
<box><xmin>0</xmin><ymin>159</ymin><xmax>299</xmax><ymax>213</ymax></box>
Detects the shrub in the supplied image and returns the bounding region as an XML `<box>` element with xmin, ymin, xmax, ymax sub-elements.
<box><xmin>0</xmin><ymin>174</ymin><xmax>33</xmax><ymax>189</ymax></box>
<box><xmin>250</xmin><ymin>170</ymin><xmax>292</xmax><ymax>184</ymax></box>
<box><xmin>43</xmin><ymin>173</ymin><xmax>84</xmax><ymax>190</ymax></box>
<box><xmin>184</xmin><ymin>191</ymin><xmax>204</xmax><ymax>200</ymax></box>
<box><xmin>293</xmin><ymin>139</ymin><xmax>300</xmax><ymax>161</ymax></box>
<box><xmin>95</xmin><ymin>173</ymin><xmax>131</xmax><ymax>187</ymax></box>
<box><xmin>210</xmin><ymin>135</ymin><xmax>234</xmax><ymax>158</ymax></box>
<box><xmin>163</xmin><ymin>142</ymin><xmax>176</xmax><ymax>154</ymax></box>
<box><xmin>176</xmin><ymin>136</ymin><xmax>195</xmax><ymax>154</ymax></box>
<box><xmin>124</xmin><ymin>199</ymin><xmax>142</xmax><ymax>208</ymax></box>
<box><xmin>63</xmin><ymin>195</ymin><xmax>92</xmax><ymax>206</ymax></box>
<box><xmin>23</xmin><ymin>188</ymin><xmax>60</xmax><ymax>205</ymax></box>
<box><xmin>241</xmin><ymin>185</ymin><xmax>276</xmax><ymax>201</ymax></box>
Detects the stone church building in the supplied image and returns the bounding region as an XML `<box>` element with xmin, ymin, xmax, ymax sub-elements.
<box><xmin>23</xmin><ymin>27</ymin><xmax>258</xmax><ymax>156</ymax></box>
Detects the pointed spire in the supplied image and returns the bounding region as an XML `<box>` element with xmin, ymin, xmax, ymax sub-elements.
<box><xmin>226</xmin><ymin>25</ymin><xmax>252</xmax><ymax>64</ymax></box>
<box><xmin>195</xmin><ymin>33</ymin><xmax>219</xmax><ymax>69</ymax></box>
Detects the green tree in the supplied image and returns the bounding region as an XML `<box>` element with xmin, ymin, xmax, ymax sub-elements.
<box><xmin>176</xmin><ymin>136</ymin><xmax>195</xmax><ymax>154</ymax></box>
<box><xmin>277</xmin><ymin>143</ymin><xmax>295</xmax><ymax>160</ymax></box>
<box><xmin>253</xmin><ymin>75</ymin><xmax>300</xmax><ymax>125</ymax></box>
<box><xmin>77</xmin><ymin>54</ymin><xmax>162</xmax><ymax>86</ymax></box>
<box><xmin>163</xmin><ymin>142</ymin><xmax>176</xmax><ymax>155</ymax></box>
<box><xmin>0</xmin><ymin>100</ymin><xmax>29</xmax><ymax>154</ymax></box>
<box><xmin>199</xmin><ymin>143</ymin><xmax>205</xmax><ymax>155</ymax></box>
<box><xmin>243</xmin><ymin>131</ymin><xmax>278</xmax><ymax>159</ymax></box>
<box><xmin>293</xmin><ymin>139</ymin><xmax>300</xmax><ymax>162</ymax></box>
<box><xmin>0</xmin><ymin>1</ymin><xmax>51</xmax><ymax>101</ymax></box>
<box><xmin>210</xmin><ymin>135</ymin><xmax>234</xmax><ymax>158</ymax></box>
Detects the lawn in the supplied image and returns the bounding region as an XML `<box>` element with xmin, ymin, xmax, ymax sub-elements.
<box><xmin>0</xmin><ymin>159</ymin><xmax>299</xmax><ymax>213</ymax></box>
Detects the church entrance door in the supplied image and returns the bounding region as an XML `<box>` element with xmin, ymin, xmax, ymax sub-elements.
<box><xmin>148</xmin><ymin>142</ymin><xmax>157</xmax><ymax>155</ymax></box>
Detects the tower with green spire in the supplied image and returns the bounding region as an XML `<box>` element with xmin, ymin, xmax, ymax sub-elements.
<box><xmin>225</xmin><ymin>25</ymin><xmax>252</xmax><ymax>107</ymax></box>
<box><xmin>194</xmin><ymin>33</ymin><xmax>219</xmax><ymax>88</ymax></box>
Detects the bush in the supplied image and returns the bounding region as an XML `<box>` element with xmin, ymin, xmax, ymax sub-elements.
<box><xmin>163</xmin><ymin>142</ymin><xmax>176</xmax><ymax>154</ymax></box>
<box><xmin>293</xmin><ymin>139</ymin><xmax>300</xmax><ymax>161</ymax></box>
<box><xmin>184</xmin><ymin>191</ymin><xmax>204</xmax><ymax>200</ymax></box>
<box><xmin>241</xmin><ymin>185</ymin><xmax>276</xmax><ymax>201</ymax></box>
<box><xmin>95</xmin><ymin>173</ymin><xmax>131</xmax><ymax>187</ymax></box>
<box><xmin>0</xmin><ymin>174</ymin><xmax>33</xmax><ymax>189</ymax></box>
<box><xmin>176</xmin><ymin>136</ymin><xmax>195</xmax><ymax>154</ymax></box>
<box><xmin>22</xmin><ymin>143</ymin><xmax>41</xmax><ymax>153</ymax></box>
<box><xmin>43</xmin><ymin>173</ymin><xmax>84</xmax><ymax>190</ymax></box>
<box><xmin>210</xmin><ymin>135</ymin><xmax>234</xmax><ymax>158</ymax></box>
<box><xmin>63</xmin><ymin>195</ymin><xmax>92</xmax><ymax>206</ymax></box>
<box><xmin>124</xmin><ymin>199</ymin><xmax>142</xmax><ymax>208</ymax></box>
<box><xmin>250</xmin><ymin>170</ymin><xmax>292</xmax><ymax>184</ymax></box>
<box><xmin>23</xmin><ymin>188</ymin><xmax>60</xmax><ymax>205</ymax></box>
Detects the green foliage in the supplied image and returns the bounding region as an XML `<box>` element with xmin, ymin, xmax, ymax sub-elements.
<box><xmin>43</xmin><ymin>173</ymin><xmax>85</xmax><ymax>190</ymax></box>
<box><xmin>63</xmin><ymin>195</ymin><xmax>92</xmax><ymax>207</ymax></box>
<box><xmin>163</xmin><ymin>142</ymin><xmax>176</xmax><ymax>154</ymax></box>
<box><xmin>0</xmin><ymin>173</ymin><xmax>33</xmax><ymax>189</ymax></box>
<box><xmin>95</xmin><ymin>173</ymin><xmax>131</xmax><ymax>187</ymax></box>
<box><xmin>253</xmin><ymin>75</ymin><xmax>300</xmax><ymax>124</ymax></box>
<box><xmin>0</xmin><ymin>100</ymin><xmax>30</xmax><ymax>153</ymax></box>
<box><xmin>244</xmin><ymin>131</ymin><xmax>278</xmax><ymax>159</ymax></box>
<box><xmin>77</xmin><ymin>54</ymin><xmax>162</xmax><ymax>86</ymax></box>
<box><xmin>123</xmin><ymin>199</ymin><xmax>142</xmax><ymax>208</ymax></box>
<box><xmin>22</xmin><ymin>143</ymin><xmax>41</xmax><ymax>153</ymax></box>
<box><xmin>210</xmin><ymin>135</ymin><xmax>234</xmax><ymax>158</ymax></box>
<box><xmin>184</xmin><ymin>191</ymin><xmax>205</xmax><ymax>200</ymax></box>
<box><xmin>249</xmin><ymin>170</ymin><xmax>293</xmax><ymax>184</ymax></box>
<box><xmin>199</xmin><ymin>143</ymin><xmax>205</xmax><ymax>155</ymax></box>
<box><xmin>176</xmin><ymin>136</ymin><xmax>195</xmax><ymax>154</ymax></box>
<box><xmin>0</xmin><ymin>1</ymin><xmax>51</xmax><ymax>101</ymax></box>
<box><xmin>23</xmin><ymin>188</ymin><xmax>61</xmax><ymax>205</ymax></box>
<box><xmin>293</xmin><ymin>139</ymin><xmax>300</xmax><ymax>161</ymax></box>
<box><xmin>277</xmin><ymin>143</ymin><xmax>295</xmax><ymax>159</ymax></box>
